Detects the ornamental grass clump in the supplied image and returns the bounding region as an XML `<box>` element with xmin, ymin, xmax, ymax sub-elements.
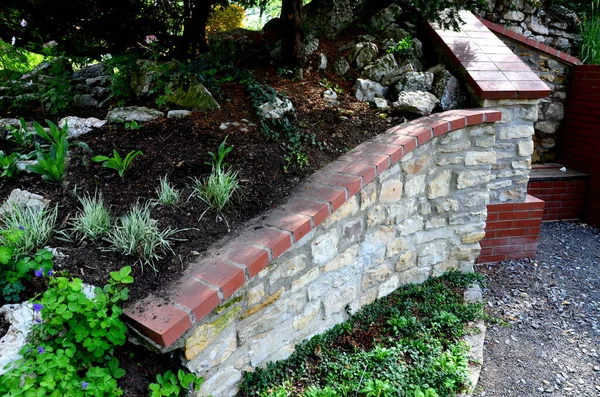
<box><xmin>581</xmin><ymin>0</ymin><xmax>600</xmax><ymax>64</ymax></box>
<box><xmin>106</xmin><ymin>201</ymin><xmax>181</xmax><ymax>270</ymax></box>
<box><xmin>192</xmin><ymin>136</ymin><xmax>240</xmax><ymax>213</ymax></box>
<box><xmin>0</xmin><ymin>204</ymin><xmax>58</xmax><ymax>254</ymax></box>
<box><xmin>70</xmin><ymin>193</ymin><xmax>112</xmax><ymax>242</ymax></box>
<box><xmin>156</xmin><ymin>175</ymin><xmax>181</xmax><ymax>208</ymax></box>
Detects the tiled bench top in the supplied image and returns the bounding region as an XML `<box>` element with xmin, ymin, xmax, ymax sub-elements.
<box><xmin>429</xmin><ymin>11</ymin><xmax>551</xmax><ymax>100</ymax></box>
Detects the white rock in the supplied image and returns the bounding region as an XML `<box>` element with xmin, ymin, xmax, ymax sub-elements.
<box><xmin>106</xmin><ymin>106</ymin><xmax>164</xmax><ymax>122</ymax></box>
<box><xmin>259</xmin><ymin>97</ymin><xmax>294</xmax><ymax>119</ymax></box>
<box><xmin>0</xmin><ymin>302</ymin><xmax>36</xmax><ymax>375</ymax></box>
<box><xmin>353</xmin><ymin>79</ymin><xmax>387</xmax><ymax>103</ymax></box>
<box><xmin>167</xmin><ymin>110</ymin><xmax>193</xmax><ymax>119</ymax></box>
<box><xmin>58</xmin><ymin>116</ymin><xmax>106</xmax><ymax>138</ymax></box>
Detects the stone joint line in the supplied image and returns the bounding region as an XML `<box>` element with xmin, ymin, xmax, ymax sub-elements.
<box><xmin>123</xmin><ymin>108</ymin><xmax>502</xmax><ymax>347</ymax></box>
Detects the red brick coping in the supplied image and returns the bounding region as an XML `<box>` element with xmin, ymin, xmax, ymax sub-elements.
<box><xmin>477</xmin><ymin>17</ymin><xmax>582</xmax><ymax>67</ymax></box>
<box><xmin>428</xmin><ymin>11</ymin><xmax>551</xmax><ymax>99</ymax></box>
<box><xmin>124</xmin><ymin>109</ymin><xmax>502</xmax><ymax>348</ymax></box>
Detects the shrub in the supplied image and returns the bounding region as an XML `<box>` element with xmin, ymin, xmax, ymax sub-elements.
<box><xmin>106</xmin><ymin>202</ymin><xmax>181</xmax><ymax>270</ymax></box>
<box><xmin>207</xmin><ymin>4</ymin><xmax>246</xmax><ymax>34</ymax></box>
<box><xmin>149</xmin><ymin>370</ymin><xmax>204</xmax><ymax>397</ymax></box>
<box><xmin>0</xmin><ymin>267</ymin><xmax>132</xmax><ymax>396</ymax></box>
<box><xmin>71</xmin><ymin>193</ymin><xmax>112</xmax><ymax>242</ymax></box>
<box><xmin>27</xmin><ymin>120</ymin><xmax>70</xmax><ymax>183</ymax></box>
<box><xmin>92</xmin><ymin>149</ymin><xmax>143</xmax><ymax>178</ymax></box>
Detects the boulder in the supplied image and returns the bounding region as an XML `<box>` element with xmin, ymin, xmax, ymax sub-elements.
<box><xmin>0</xmin><ymin>118</ymin><xmax>21</xmax><ymax>132</ymax></box>
<box><xmin>303</xmin><ymin>0</ymin><xmax>367</xmax><ymax>39</ymax></box>
<box><xmin>164</xmin><ymin>76</ymin><xmax>220</xmax><ymax>111</ymax></box>
<box><xmin>380</xmin><ymin>62</ymin><xmax>415</xmax><ymax>87</ymax></box>
<box><xmin>318</xmin><ymin>54</ymin><xmax>328</xmax><ymax>70</ymax></box>
<box><xmin>392</xmin><ymin>91</ymin><xmax>439</xmax><ymax>116</ymax></box>
<box><xmin>84</xmin><ymin>76</ymin><xmax>110</xmax><ymax>87</ymax></box>
<box><xmin>373</xmin><ymin>97</ymin><xmax>390</xmax><ymax>111</ymax></box>
<box><xmin>529</xmin><ymin>15</ymin><xmax>549</xmax><ymax>35</ymax></box>
<box><xmin>107</xmin><ymin>106</ymin><xmax>164</xmax><ymax>123</ymax></box>
<box><xmin>362</xmin><ymin>54</ymin><xmax>399</xmax><ymax>83</ymax></box>
<box><xmin>130</xmin><ymin>59</ymin><xmax>180</xmax><ymax>97</ymax></box>
<box><xmin>354</xmin><ymin>79</ymin><xmax>387</xmax><ymax>103</ymax></box>
<box><xmin>333</xmin><ymin>58</ymin><xmax>351</xmax><ymax>76</ymax></box>
<box><xmin>0</xmin><ymin>302</ymin><xmax>35</xmax><ymax>376</ymax></box>
<box><xmin>369</xmin><ymin>3</ymin><xmax>402</xmax><ymax>31</ymax></box>
<box><xmin>167</xmin><ymin>110</ymin><xmax>193</xmax><ymax>119</ymax></box>
<box><xmin>73</xmin><ymin>94</ymin><xmax>98</xmax><ymax>108</ymax></box>
<box><xmin>433</xmin><ymin>70</ymin><xmax>466</xmax><ymax>111</ymax></box>
<box><xmin>396</xmin><ymin>72</ymin><xmax>434</xmax><ymax>92</ymax></box>
<box><xmin>23</xmin><ymin>57</ymin><xmax>73</xmax><ymax>80</ymax></box>
<box><xmin>323</xmin><ymin>89</ymin><xmax>340</xmax><ymax>106</ymax></box>
<box><xmin>72</xmin><ymin>63</ymin><xmax>108</xmax><ymax>81</ymax></box>
<box><xmin>1</xmin><ymin>189</ymin><xmax>49</xmax><ymax>215</ymax></box>
<box><xmin>260</xmin><ymin>97</ymin><xmax>294</xmax><ymax>119</ymax></box>
<box><xmin>58</xmin><ymin>116</ymin><xmax>106</xmax><ymax>137</ymax></box>
<box><xmin>303</xmin><ymin>36</ymin><xmax>320</xmax><ymax>56</ymax></box>
<box><xmin>381</xmin><ymin>23</ymin><xmax>411</xmax><ymax>42</ymax></box>
<box><xmin>348</xmin><ymin>42</ymin><xmax>379</xmax><ymax>70</ymax></box>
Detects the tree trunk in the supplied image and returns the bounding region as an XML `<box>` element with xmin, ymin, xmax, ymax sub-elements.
<box><xmin>178</xmin><ymin>0</ymin><xmax>212</xmax><ymax>59</ymax></box>
<box><xmin>280</xmin><ymin>0</ymin><xmax>304</xmax><ymax>67</ymax></box>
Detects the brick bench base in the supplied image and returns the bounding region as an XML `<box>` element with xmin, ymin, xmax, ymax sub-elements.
<box><xmin>478</xmin><ymin>195</ymin><xmax>544</xmax><ymax>263</ymax></box>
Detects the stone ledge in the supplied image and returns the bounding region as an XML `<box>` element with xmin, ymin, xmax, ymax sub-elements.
<box><xmin>429</xmin><ymin>11</ymin><xmax>551</xmax><ymax>100</ymax></box>
<box><xmin>477</xmin><ymin>17</ymin><xmax>582</xmax><ymax>66</ymax></box>
<box><xmin>123</xmin><ymin>108</ymin><xmax>502</xmax><ymax>348</ymax></box>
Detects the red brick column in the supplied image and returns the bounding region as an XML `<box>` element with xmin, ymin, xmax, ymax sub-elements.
<box><xmin>478</xmin><ymin>195</ymin><xmax>544</xmax><ymax>263</ymax></box>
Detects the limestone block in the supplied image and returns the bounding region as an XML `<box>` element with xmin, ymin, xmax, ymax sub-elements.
<box><xmin>449</xmin><ymin>211</ymin><xmax>486</xmax><ymax>225</ymax></box>
<box><xmin>488</xmin><ymin>180</ymin><xmax>512</xmax><ymax>190</ymax></box>
<box><xmin>398</xmin><ymin>266</ymin><xmax>430</xmax><ymax>285</ymax></box>
<box><xmin>311</xmin><ymin>228</ymin><xmax>339</xmax><ymax>265</ymax></box>
<box><xmin>457</xmin><ymin>171</ymin><xmax>491</xmax><ymax>189</ymax></box>
<box><xmin>188</xmin><ymin>327</ymin><xmax>237</xmax><ymax>371</ymax></box>
<box><xmin>378</xmin><ymin>276</ymin><xmax>400</xmax><ymax>298</ymax></box>
<box><xmin>198</xmin><ymin>367</ymin><xmax>242</xmax><ymax>397</ymax></box>
<box><xmin>425</xmin><ymin>217</ymin><xmax>447</xmax><ymax>230</ymax></box>
<box><xmin>396</xmin><ymin>250</ymin><xmax>416</xmax><ymax>272</ymax></box>
<box><xmin>242</xmin><ymin>289</ymin><xmax>283</xmax><ymax>319</ymax></box>
<box><xmin>474</xmin><ymin>136</ymin><xmax>495</xmax><ymax>148</ymax></box>
<box><xmin>461</xmin><ymin>231</ymin><xmax>486</xmax><ymax>244</ymax></box>
<box><xmin>388</xmin><ymin>199</ymin><xmax>417</xmax><ymax>223</ymax></box>
<box><xmin>360</xmin><ymin>183</ymin><xmax>378</xmax><ymax>210</ymax></box>
<box><xmin>418</xmin><ymin>242</ymin><xmax>448</xmax><ymax>267</ymax></box>
<box><xmin>438</xmin><ymin>140</ymin><xmax>471</xmax><ymax>153</ymax></box>
<box><xmin>359</xmin><ymin>225</ymin><xmax>396</xmax><ymax>256</ymax></box>
<box><xmin>468</xmin><ymin>124</ymin><xmax>495</xmax><ymax>137</ymax></box>
<box><xmin>292</xmin><ymin>268</ymin><xmax>319</xmax><ymax>292</ymax></box>
<box><xmin>322</xmin><ymin>196</ymin><xmax>358</xmax><ymax>228</ymax></box>
<box><xmin>185</xmin><ymin>306</ymin><xmax>241</xmax><ymax>360</ymax></box>
<box><xmin>268</xmin><ymin>255</ymin><xmax>307</xmax><ymax>285</ymax></box>
<box><xmin>402</xmin><ymin>155</ymin><xmax>431</xmax><ymax>175</ymax></box>
<box><xmin>404</xmin><ymin>175</ymin><xmax>426</xmax><ymax>197</ymax></box>
<box><xmin>380</xmin><ymin>178</ymin><xmax>403</xmax><ymax>203</ymax></box>
<box><xmin>342</xmin><ymin>218</ymin><xmax>364</xmax><ymax>244</ymax></box>
<box><xmin>437</xmin><ymin>157</ymin><xmax>464</xmax><ymax>166</ymax></box>
<box><xmin>534</xmin><ymin>120</ymin><xmax>560</xmax><ymax>134</ymax></box>
<box><xmin>323</xmin><ymin>245</ymin><xmax>358</xmax><ymax>272</ymax></box>
<box><xmin>412</xmin><ymin>228</ymin><xmax>453</xmax><ymax>245</ymax></box>
<box><xmin>398</xmin><ymin>217</ymin><xmax>424</xmax><ymax>236</ymax></box>
<box><xmin>435</xmin><ymin>199</ymin><xmax>459</xmax><ymax>213</ymax></box>
<box><xmin>247</xmin><ymin>284</ymin><xmax>265</xmax><ymax>307</ymax></box>
<box><xmin>464</xmin><ymin>152</ymin><xmax>496</xmax><ymax>166</ymax></box>
<box><xmin>439</xmin><ymin>130</ymin><xmax>463</xmax><ymax>144</ymax></box>
<box><xmin>247</xmin><ymin>322</ymin><xmax>294</xmax><ymax>366</ymax></box>
<box><xmin>427</xmin><ymin>170</ymin><xmax>452</xmax><ymax>199</ymax></box>
<box><xmin>387</xmin><ymin>238</ymin><xmax>409</xmax><ymax>258</ymax></box>
<box><xmin>367</xmin><ymin>205</ymin><xmax>386</xmax><ymax>227</ymax></box>
<box><xmin>497</xmin><ymin>124</ymin><xmax>534</xmax><ymax>140</ymax></box>
<box><xmin>517</xmin><ymin>140</ymin><xmax>534</xmax><ymax>156</ymax></box>
<box><xmin>432</xmin><ymin>259</ymin><xmax>459</xmax><ymax>276</ymax></box>
<box><xmin>292</xmin><ymin>300</ymin><xmax>322</xmax><ymax>331</ymax></box>
<box><xmin>323</xmin><ymin>286</ymin><xmax>357</xmax><ymax>317</ymax></box>
<box><xmin>362</xmin><ymin>264</ymin><xmax>392</xmax><ymax>290</ymax></box>
<box><xmin>463</xmin><ymin>192</ymin><xmax>489</xmax><ymax>208</ymax></box>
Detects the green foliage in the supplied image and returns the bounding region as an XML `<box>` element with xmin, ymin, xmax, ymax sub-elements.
<box><xmin>0</xmin><ymin>227</ymin><xmax>54</xmax><ymax>302</ymax></box>
<box><xmin>580</xmin><ymin>0</ymin><xmax>600</xmax><ymax>64</ymax></box>
<box><xmin>207</xmin><ymin>4</ymin><xmax>246</xmax><ymax>34</ymax></box>
<box><xmin>106</xmin><ymin>201</ymin><xmax>181</xmax><ymax>270</ymax></box>
<box><xmin>148</xmin><ymin>369</ymin><xmax>203</xmax><ymax>396</ymax></box>
<box><xmin>104</xmin><ymin>54</ymin><xmax>138</xmax><ymax>102</ymax></box>
<box><xmin>0</xmin><ymin>151</ymin><xmax>22</xmax><ymax>178</ymax></box>
<box><xmin>6</xmin><ymin>118</ymin><xmax>36</xmax><ymax>151</ymax></box>
<box><xmin>156</xmin><ymin>176</ymin><xmax>181</xmax><ymax>208</ymax></box>
<box><xmin>386</xmin><ymin>35</ymin><xmax>413</xmax><ymax>56</ymax></box>
<box><xmin>27</xmin><ymin>120</ymin><xmax>69</xmax><ymax>183</ymax></box>
<box><xmin>240</xmin><ymin>271</ymin><xmax>485</xmax><ymax>397</ymax></box>
<box><xmin>124</xmin><ymin>120</ymin><xmax>143</xmax><ymax>130</ymax></box>
<box><xmin>92</xmin><ymin>149</ymin><xmax>143</xmax><ymax>178</ymax></box>
<box><xmin>0</xmin><ymin>268</ymin><xmax>132</xmax><ymax>396</ymax></box>
<box><xmin>70</xmin><ymin>193</ymin><xmax>112</xmax><ymax>242</ymax></box>
<box><xmin>206</xmin><ymin>136</ymin><xmax>233</xmax><ymax>171</ymax></box>
<box><xmin>0</xmin><ymin>39</ymin><xmax>44</xmax><ymax>79</ymax></box>
<box><xmin>0</xmin><ymin>204</ymin><xmax>58</xmax><ymax>254</ymax></box>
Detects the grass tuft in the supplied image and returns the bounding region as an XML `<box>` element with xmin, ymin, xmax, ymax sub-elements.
<box><xmin>191</xmin><ymin>168</ymin><xmax>240</xmax><ymax>213</ymax></box>
<box><xmin>71</xmin><ymin>193</ymin><xmax>112</xmax><ymax>242</ymax></box>
<box><xmin>156</xmin><ymin>175</ymin><xmax>181</xmax><ymax>208</ymax></box>
<box><xmin>0</xmin><ymin>204</ymin><xmax>58</xmax><ymax>254</ymax></box>
<box><xmin>581</xmin><ymin>0</ymin><xmax>600</xmax><ymax>64</ymax></box>
<box><xmin>105</xmin><ymin>201</ymin><xmax>181</xmax><ymax>270</ymax></box>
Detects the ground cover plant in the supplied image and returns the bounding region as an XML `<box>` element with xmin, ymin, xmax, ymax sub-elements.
<box><xmin>239</xmin><ymin>271</ymin><xmax>486</xmax><ymax>397</ymax></box>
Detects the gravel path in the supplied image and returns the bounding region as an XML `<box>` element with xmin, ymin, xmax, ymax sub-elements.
<box><xmin>473</xmin><ymin>221</ymin><xmax>600</xmax><ymax>397</ymax></box>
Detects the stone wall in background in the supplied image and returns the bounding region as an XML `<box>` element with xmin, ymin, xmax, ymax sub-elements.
<box><xmin>477</xmin><ymin>0</ymin><xmax>581</xmax><ymax>55</ymax></box>
<box><xmin>493</xmin><ymin>38</ymin><xmax>570</xmax><ymax>163</ymax></box>
<box><xmin>178</xmin><ymin>108</ymin><xmax>540</xmax><ymax>396</ymax></box>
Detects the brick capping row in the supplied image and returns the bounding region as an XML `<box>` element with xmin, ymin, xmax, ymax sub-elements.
<box><xmin>429</xmin><ymin>11</ymin><xmax>551</xmax><ymax>100</ymax></box>
<box><xmin>477</xmin><ymin>17</ymin><xmax>583</xmax><ymax>66</ymax></box>
<box><xmin>123</xmin><ymin>108</ymin><xmax>502</xmax><ymax>348</ymax></box>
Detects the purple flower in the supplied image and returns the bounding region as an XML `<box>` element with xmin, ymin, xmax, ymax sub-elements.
<box><xmin>37</xmin><ymin>346</ymin><xmax>45</xmax><ymax>354</ymax></box>
<box><xmin>33</xmin><ymin>303</ymin><xmax>43</xmax><ymax>313</ymax></box>
<box><xmin>47</xmin><ymin>269</ymin><xmax>54</xmax><ymax>277</ymax></box>
<box><xmin>82</xmin><ymin>382</ymin><xmax>89</xmax><ymax>389</ymax></box>
<box><xmin>35</xmin><ymin>318</ymin><xmax>41</xmax><ymax>323</ymax></box>
<box><xmin>18</xmin><ymin>225</ymin><xmax>24</xmax><ymax>230</ymax></box>
<box><xmin>20</xmin><ymin>19</ymin><xmax>27</xmax><ymax>27</ymax></box>
<box><xmin>34</xmin><ymin>268</ymin><xmax>43</xmax><ymax>277</ymax></box>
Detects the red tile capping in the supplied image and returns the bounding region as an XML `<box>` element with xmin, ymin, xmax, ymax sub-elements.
<box><xmin>124</xmin><ymin>109</ymin><xmax>502</xmax><ymax>348</ymax></box>
<box><xmin>429</xmin><ymin>11</ymin><xmax>551</xmax><ymax>100</ymax></box>
<box><xmin>477</xmin><ymin>16</ymin><xmax>583</xmax><ymax>66</ymax></box>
